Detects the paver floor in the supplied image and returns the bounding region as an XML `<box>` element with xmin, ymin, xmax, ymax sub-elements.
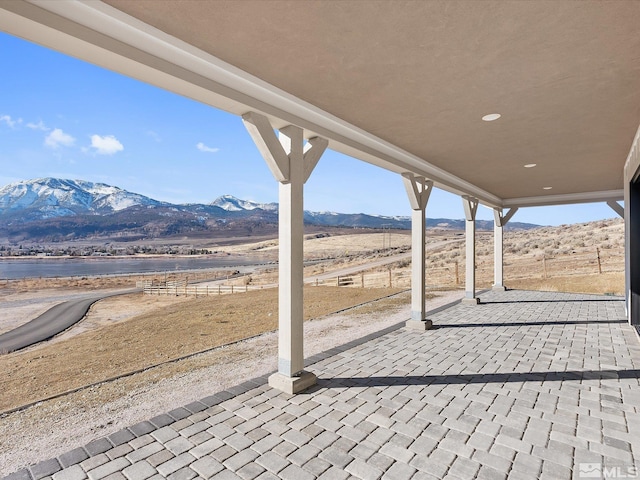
<box><xmin>4</xmin><ymin>290</ymin><xmax>640</xmax><ymax>480</ymax></box>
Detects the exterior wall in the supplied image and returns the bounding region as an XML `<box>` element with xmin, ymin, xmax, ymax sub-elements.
<box><xmin>624</xmin><ymin>124</ymin><xmax>640</xmax><ymax>330</ymax></box>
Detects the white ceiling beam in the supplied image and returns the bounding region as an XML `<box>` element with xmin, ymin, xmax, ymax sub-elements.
<box><xmin>503</xmin><ymin>190</ymin><xmax>624</xmax><ymax>208</ymax></box>
<box><xmin>401</xmin><ymin>173</ymin><xmax>433</xmax><ymax>211</ymax></box>
<box><xmin>462</xmin><ymin>196</ymin><xmax>479</xmax><ymax>222</ymax></box>
<box><xmin>493</xmin><ymin>207</ymin><xmax>519</xmax><ymax>228</ymax></box>
<box><xmin>242</xmin><ymin>112</ymin><xmax>290</xmax><ymax>182</ymax></box>
<box><xmin>607</xmin><ymin>201</ymin><xmax>625</xmax><ymax>218</ymax></box>
<box><xmin>502</xmin><ymin>207</ymin><xmax>519</xmax><ymax>225</ymax></box>
<box><xmin>302</xmin><ymin>137</ymin><xmax>328</xmax><ymax>184</ymax></box>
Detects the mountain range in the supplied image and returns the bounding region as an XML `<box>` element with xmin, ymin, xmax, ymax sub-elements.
<box><xmin>0</xmin><ymin>178</ymin><xmax>539</xmax><ymax>243</ymax></box>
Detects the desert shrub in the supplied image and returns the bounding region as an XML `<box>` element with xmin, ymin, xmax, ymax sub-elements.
<box><xmin>395</xmin><ymin>258</ymin><xmax>411</xmax><ymax>269</ymax></box>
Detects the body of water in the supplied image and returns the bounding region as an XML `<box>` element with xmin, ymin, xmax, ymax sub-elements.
<box><xmin>0</xmin><ymin>255</ymin><xmax>271</xmax><ymax>280</ymax></box>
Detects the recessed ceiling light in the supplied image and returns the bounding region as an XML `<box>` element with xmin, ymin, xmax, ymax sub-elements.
<box><xmin>543</xmin><ymin>186</ymin><xmax>553</xmax><ymax>190</ymax></box>
<box><xmin>524</xmin><ymin>163</ymin><xmax>537</xmax><ymax>168</ymax></box>
<box><xmin>482</xmin><ymin>113</ymin><xmax>501</xmax><ymax>122</ymax></box>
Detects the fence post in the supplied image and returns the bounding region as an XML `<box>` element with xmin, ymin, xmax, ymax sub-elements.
<box><xmin>232</xmin><ymin>285</ymin><xmax>234</xmax><ymax>294</ymax></box>
<box><xmin>389</xmin><ymin>269</ymin><xmax>392</xmax><ymax>288</ymax></box>
<box><xmin>542</xmin><ymin>255</ymin><xmax>547</xmax><ymax>279</ymax></box>
<box><xmin>218</xmin><ymin>285</ymin><xmax>221</xmax><ymax>295</ymax></box>
<box><xmin>337</xmin><ymin>276</ymin><xmax>340</xmax><ymax>287</ymax></box>
<box><xmin>455</xmin><ymin>261</ymin><xmax>459</xmax><ymax>285</ymax></box>
<box><xmin>597</xmin><ymin>247</ymin><xmax>602</xmax><ymax>274</ymax></box>
<box><xmin>361</xmin><ymin>273</ymin><xmax>364</xmax><ymax>288</ymax></box>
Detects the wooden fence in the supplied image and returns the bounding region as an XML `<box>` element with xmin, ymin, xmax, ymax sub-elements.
<box><xmin>312</xmin><ymin>247</ymin><xmax>624</xmax><ymax>290</ymax></box>
<box><xmin>141</xmin><ymin>247</ymin><xmax>624</xmax><ymax>296</ymax></box>
<box><xmin>142</xmin><ymin>280</ymin><xmax>265</xmax><ymax>296</ymax></box>
<box><xmin>315</xmin><ymin>269</ymin><xmax>411</xmax><ymax>289</ymax></box>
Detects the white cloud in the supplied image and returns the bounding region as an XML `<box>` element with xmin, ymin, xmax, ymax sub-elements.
<box><xmin>90</xmin><ymin>134</ymin><xmax>124</xmax><ymax>155</ymax></box>
<box><xmin>26</xmin><ymin>120</ymin><xmax>49</xmax><ymax>131</ymax></box>
<box><xmin>0</xmin><ymin>115</ymin><xmax>21</xmax><ymax>128</ymax></box>
<box><xmin>45</xmin><ymin>128</ymin><xmax>76</xmax><ymax>148</ymax></box>
<box><xmin>196</xmin><ymin>142</ymin><xmax>220</xmax><ymax>153</ymax></box>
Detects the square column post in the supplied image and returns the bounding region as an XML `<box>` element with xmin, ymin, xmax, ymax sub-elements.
<box><xmin>243</xmin><ymin>112</ymin><xmax>327</xmax><ymax>393</ymax></box>
<box><xmin>402</xmin><ymin>173</ymin><xmax>433</xmax><ymax>331</ymax></box>
<box><xmin>493</xmin><ymin>207</ymin><xmax>517</xmax><ymax>292</ymax></box>
<box><xmin>278</xmin><ymin>127</ymin><xmax>305</xmax><ymax>379</ymax></box>
<box><xmin>493</xmin><ymin>209</ymin><xmax>505</xmax><ymax>291</ymax></box>
<box><xmin>462</xmin><ymin>196</ymin><xmax>479</xmax><ymax>305</ymax></box>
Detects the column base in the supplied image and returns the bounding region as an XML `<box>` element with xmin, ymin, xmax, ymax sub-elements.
<box><xmin>405</xmin><ymin>319</ymin><xmax>433</xmax><ymax>331</ymax></box>
<box><xmin>461</xmin><ymin>297</ymin><xmax>480</xmax><ymax>305</ymax></box>
<box><xmin>492</xmin><ymin>285</ymin><xmax>507</xmax><ymax>292</ymax></box>
<box><xmin>268</xmin><ymin>371</ymin><xmax>317</xmax><ymax>394</ymax></box>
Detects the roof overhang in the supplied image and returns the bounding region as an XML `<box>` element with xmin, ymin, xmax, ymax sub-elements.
<box><xmin>1</xmin><ymin>0</ymin><xmax>636</xmax><ymax>208</ymax></box>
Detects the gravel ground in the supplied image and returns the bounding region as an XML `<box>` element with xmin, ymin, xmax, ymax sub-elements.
<box><xmin>0</xmin><ymin>290</ymin><xmax>463</xmax><ymax>474</ymax></box>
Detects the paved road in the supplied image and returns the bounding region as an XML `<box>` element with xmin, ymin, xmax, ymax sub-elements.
<box><xmin>0</xmin><ymin>289</ymin><xmax>137</xmax><ymax>353</ymax></box>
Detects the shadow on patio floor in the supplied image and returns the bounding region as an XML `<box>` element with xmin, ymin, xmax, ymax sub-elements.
<box><xmin>433</xmin><ymin>319</ymin><xmax>629</xmax><ymax>329</ymax></box>
<box><xmin>318</xmin><ymin>369</ymin><xmax>640</xmax><ymax>388</ymax></box>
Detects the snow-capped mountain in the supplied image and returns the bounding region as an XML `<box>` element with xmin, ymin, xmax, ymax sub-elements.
<box><xmin>0</xmin><ymin>178</ymin><xmax>163</xmax><ymax>220</ymax></box>
<box><xmin>211</xmin><ymin>195</ymin><xmax>278</xmax><ymax>212</ymax></box>
<box><xmin>0</xmin><ymin>178</ymin><xmax>540</xmax><ymax>242</ymax></box>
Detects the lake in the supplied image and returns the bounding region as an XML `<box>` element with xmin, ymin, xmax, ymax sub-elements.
<box><xmin>0</xmin><ymin>255</ymin><xmax>271</xmax><ymax>280</ymax></box>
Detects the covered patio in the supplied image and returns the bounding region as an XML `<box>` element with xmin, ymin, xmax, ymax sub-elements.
<box><xmin>1</xmin><ymin>0</ymin><xmax>638</xmax><ymax>394</ymax></box>
<box><xmin>1</xmin><ymin>1</ymin><xmax>640</xmax><ymax>478</ymax></box>
<box><xmin>5</xmin><ymin>289</ymin><xmax>640</xmax><ymax>479</ymax></box>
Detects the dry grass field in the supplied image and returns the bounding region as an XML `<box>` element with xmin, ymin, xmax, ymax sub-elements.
<box><xmin>211</xmin><ymin>219</ymin><xmax>625</xmax><ymax>294</ymax></box>
<box><xmin>0</xmin><ymin>218</ymin><xmax>625</xmax><ymax>413</ymax></box>
<box><xmin>326</xmin><ymin>219</ymin><xmax>626</xmax><ymax>295</ymax></box>
<box><xmin>0</xmin><ymin>286</ymin><xmax>404</xmax><ymax>413</ymax></box>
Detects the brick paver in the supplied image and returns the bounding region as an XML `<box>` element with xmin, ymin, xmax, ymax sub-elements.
<box><xmin>4</xmin><ymin>290</ymin><xmax>640</xmax><ymax>479</ymax></box>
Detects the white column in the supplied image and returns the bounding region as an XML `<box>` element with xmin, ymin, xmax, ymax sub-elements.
<box><xmin>243</xmin><ymin>112</ymin><xmax>327</xmax><ymax>393</ymax></box>
<box><xmin>493</xmin><ymin>207</ymin><xmax>518</xmax><ymax>291</ymax></box>
<box><xmin>493</xmin><ymin>209</ymin><xmax>504</xmax><ymax>290</ymax></box>
<box><xmin>278</xmin><ymin>126</ymin><xmax>305</xmax><ymax>378</ymax></box>
<box><xmin>402</xmin><ymin>173</ymin><xmax>433</xmax><ymax>331</ymax></box>
<box><xmin>462</xmin><ymin>196</ymin><xmax>479</xmax><ymax>304</ymax></box>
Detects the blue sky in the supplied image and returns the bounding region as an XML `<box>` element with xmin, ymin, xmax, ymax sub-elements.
<box><xmin>0</xmin><ymin>32</ymin><xmax>622</xmax><ymax>226</ymax></box>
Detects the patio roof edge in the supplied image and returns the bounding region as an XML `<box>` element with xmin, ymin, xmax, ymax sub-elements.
<box><xmin>2</xmin><ymin>0</ymin><xmax>504</xmax><ymax>207</ymax></box>
<box><xmin>503</xmin><ymin>190</ymin><xmax>624</xmax><ymax>208</ymax></box>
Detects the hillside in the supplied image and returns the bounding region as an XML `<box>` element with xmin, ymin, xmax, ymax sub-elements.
<box><xmin>0</xmin><ymin>178</ymin><xmax>540</xmax><ymax>243</ymax></box>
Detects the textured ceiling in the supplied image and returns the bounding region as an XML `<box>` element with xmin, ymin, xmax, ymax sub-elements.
<box><xmin>101</xmin><ymin>0</ymin><xmax>640</xmax><ymax>200</ymax></box>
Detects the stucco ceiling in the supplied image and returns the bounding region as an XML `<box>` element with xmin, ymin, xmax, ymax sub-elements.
<box><xmin>2</xmin><ymin>0</ymin><xmax>639</xmax><ymax>206</ymax></box>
